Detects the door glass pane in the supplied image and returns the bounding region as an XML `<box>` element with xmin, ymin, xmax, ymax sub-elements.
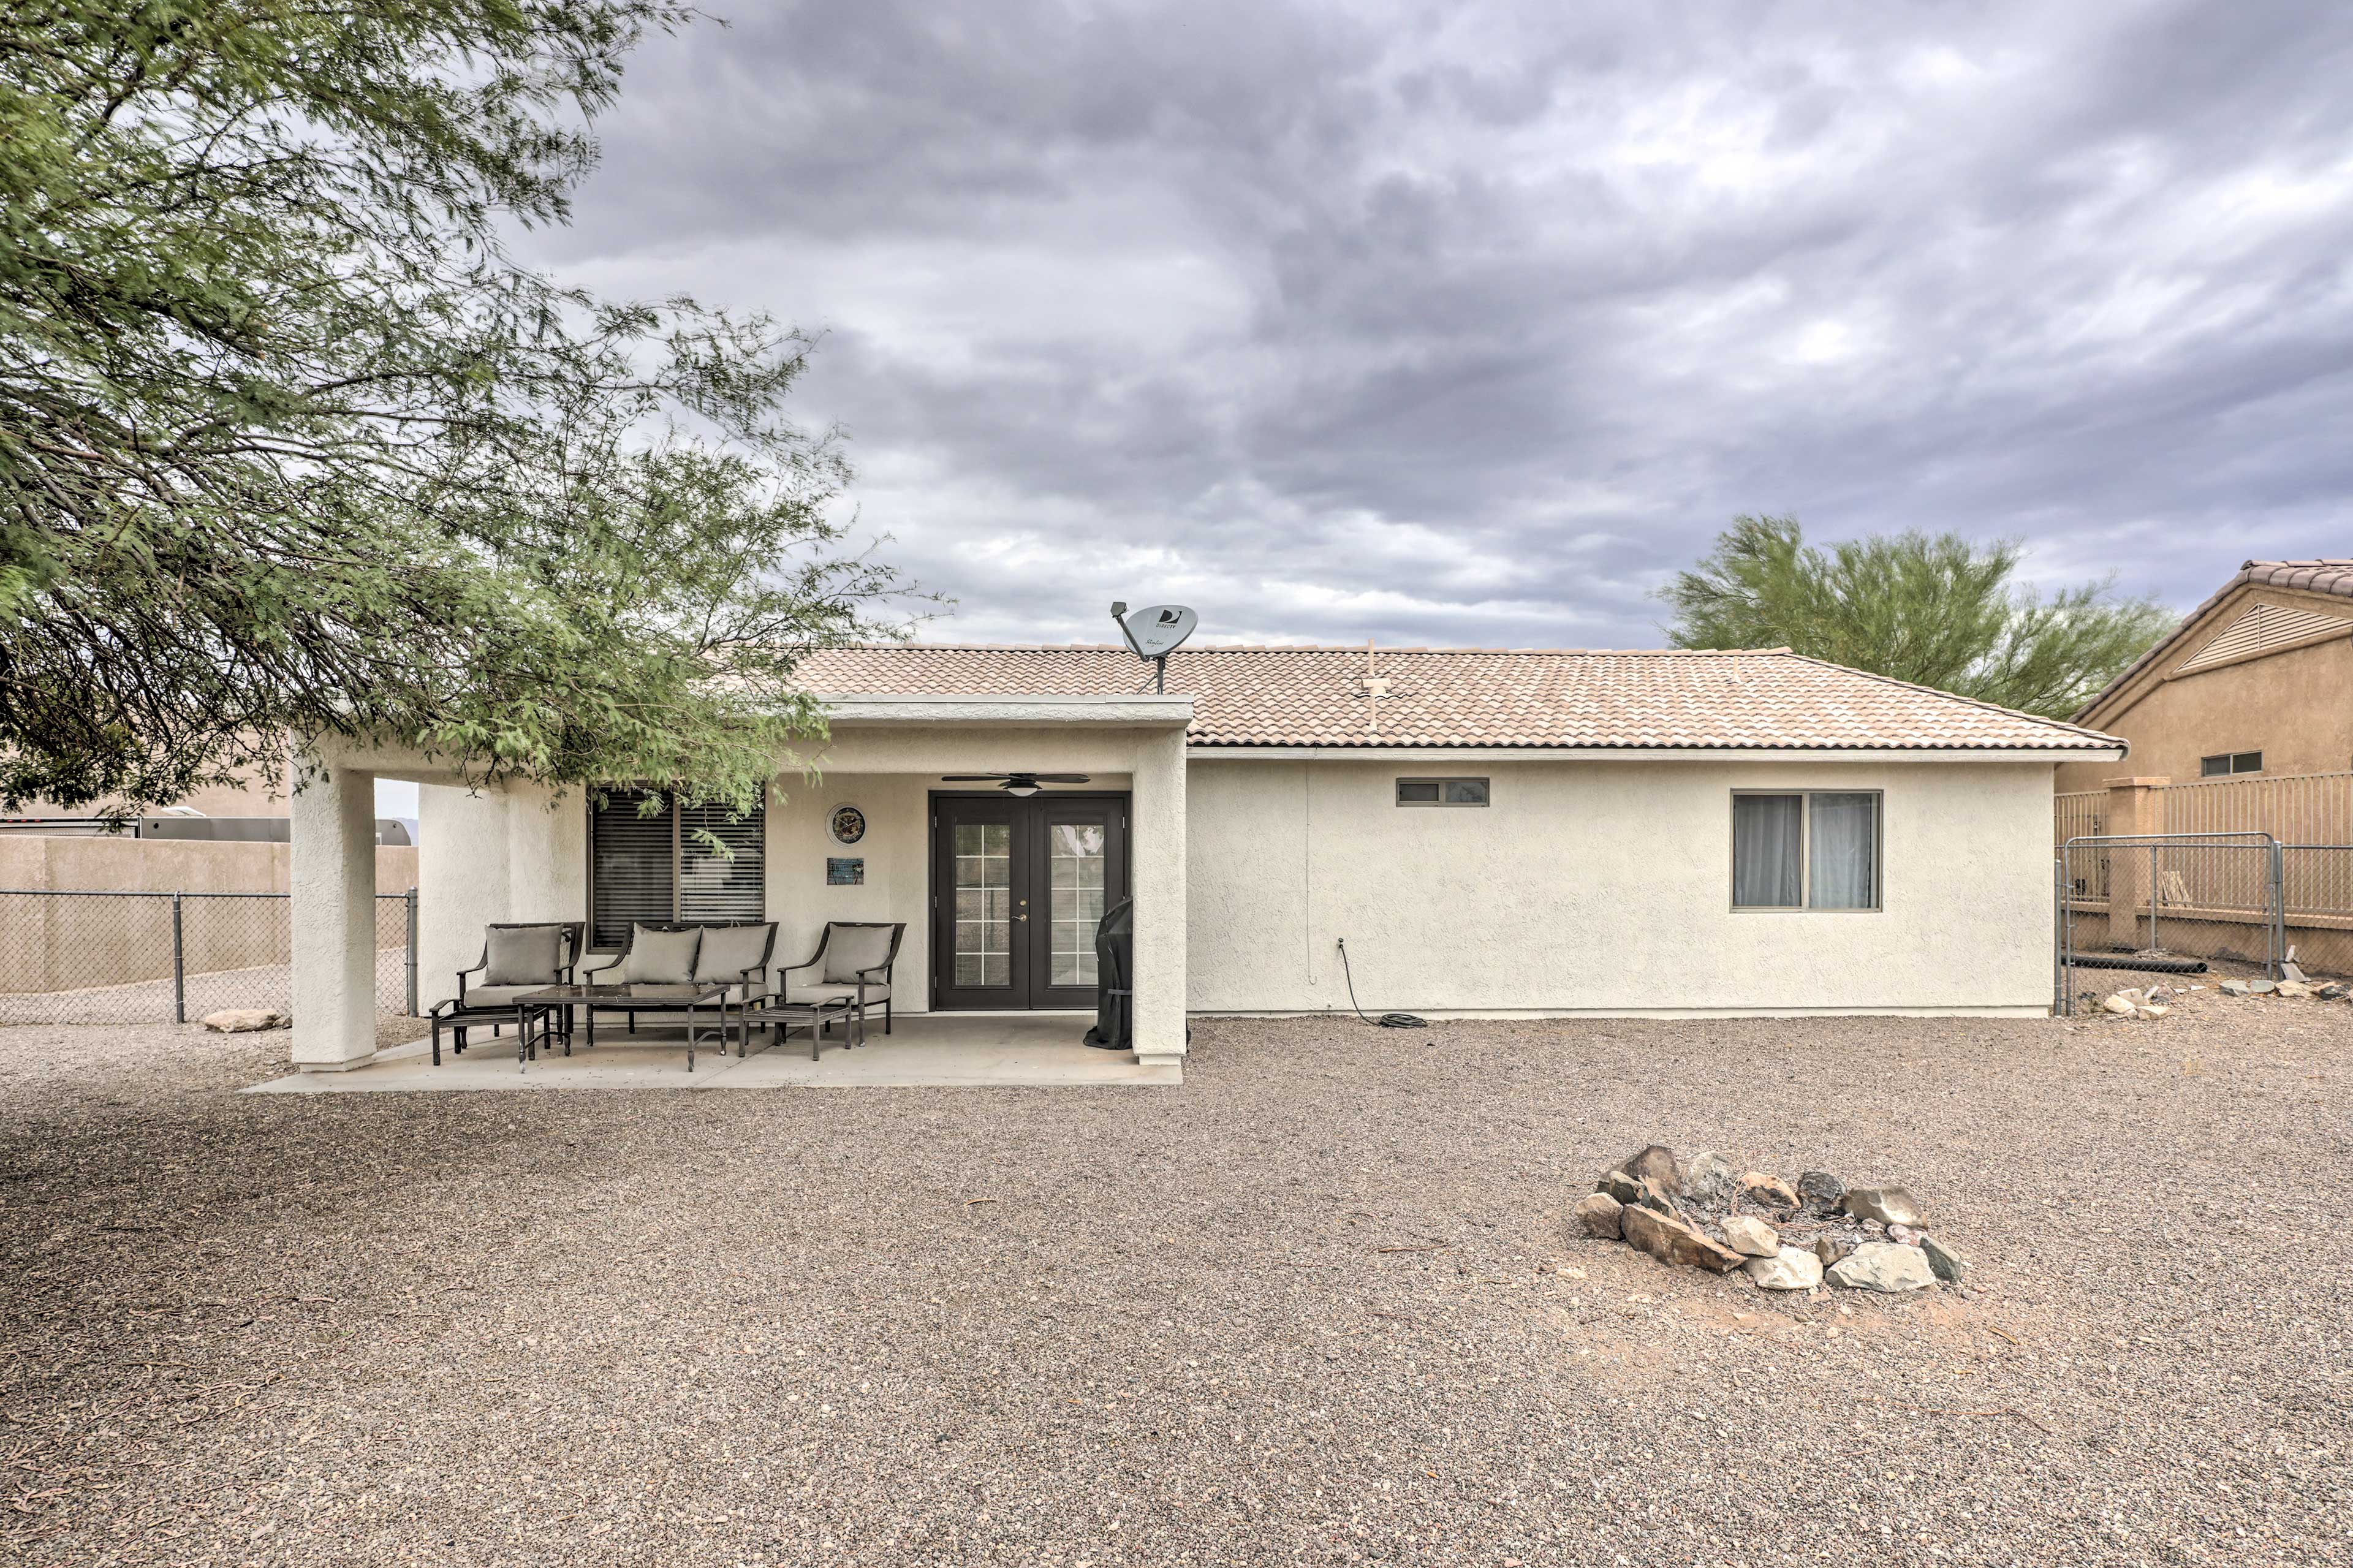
<box><xmin>1048</xmin><ymin>822</ymin><xmax>1105</xmax><ymax>987</ymax></box>
<box><xmin>952</xmin><ymin>822</ymin><xmax>1012</xmax><ymax>987</ymax></box>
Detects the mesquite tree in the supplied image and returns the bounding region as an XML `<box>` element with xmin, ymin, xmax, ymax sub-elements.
<box><xmin>0</xmin><ymin>1</ymin><xmax>914</xmax><ymax>819</ymax></box>
<box><xmin>1658</xmin><ymin>517</ymin><xmax>2177</xmax><ymax>719</ymax></box>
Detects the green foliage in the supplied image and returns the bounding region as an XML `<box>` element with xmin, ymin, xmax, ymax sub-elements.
<box><xmin>0</xmin><ymin>0</ymin><xmax>919</xmax><ymax>819</ymax></box>
<box><xmin>1658</xmin><ymin>516</ymin><xmax>2178</xmax><ymax>718</ymax></box>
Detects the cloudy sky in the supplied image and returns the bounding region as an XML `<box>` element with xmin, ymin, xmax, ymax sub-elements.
<box><xmin>524</xmin><ymin>0</ymin><xmax>2353</xmax><ymax>650</ymax></box>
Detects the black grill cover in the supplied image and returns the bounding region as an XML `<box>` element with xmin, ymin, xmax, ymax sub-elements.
<box><xmin>1083</xmin><ymin>896</ymin><xmax>1134</xmax><ymax>1050</ymax></box>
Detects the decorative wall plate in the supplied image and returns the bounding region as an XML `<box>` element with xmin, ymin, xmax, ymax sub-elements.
<box><xmin>828</xmin><ymin>803</ymin><xmax>866</xmax><ymax>845</ymax></box>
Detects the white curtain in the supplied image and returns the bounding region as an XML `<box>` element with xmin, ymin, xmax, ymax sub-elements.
<box><xmin>1732</xmin><ymin>794</ymin><xmax>1803</xmax><ymax>907</ymax></box>
<box><xmin>1808</xmin><ymin>792</ymin><xmax>1878</xmax><ymax>909</ymax></box>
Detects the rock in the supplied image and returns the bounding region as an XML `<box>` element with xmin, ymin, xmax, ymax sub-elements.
<box><xmin>1616</xmin><ymin>1145</ymin><xmax>1680</xmax><ymax>1189</ymax></box>
<box><xmin>1745</xmin><ymin>1246</ymin><xmax>1824</xmax><ymax>1292</ymax></box>
<box><xmin>1796</xmin><ymin>1170</ymin><xmax>1845</xmax><ymax>1211</ymax></box>
<box><xmin>1740</xmin><ymin>1172</ymin><xmax>1801</xmax><ymax>1211</ymax></box>
<box><xmin>1813</xmin><ymin>1235</ymin><xmax>1855</xmax><ymax>1268</ymax></box>
<box><xmin>2137</xmin><ymin>1004</ymin><xmax>2170</xmax><ymax>1019</ymax></box>
<box><xmin>201</xmin><ymin>1008</ymin><xmax>287</xmax><ymax>1033</ymax></box>
<box><xmin>1573</xmin><ymin>1192</ymin><xmax>1624</xmax><ymax>1241</ymax></box>
<box><xmin>1680</xmin><ymin>1150</ymin><xmax>1737</xmax><ymax>1208</ymax></box>
<box><xmin>1596</xmin><ymin>1170</ymin><xmax>1646</xmax><ymax>1206</ymax></box>
<box><xmin>2219</xmin><ymin>980</ymin><xmax>2251</xmax><ymax>997</ymax></box>
<box><xmin>1620</xmin><ymin>1204</ymin><xmax>1744</xmax><ymax>1273</ymax></box>
<box><xmin>2316</xmin><ymin>983</ymin><xmax>2349</xmax><ymax>1001</ymax></box>
<box><xmin>1826</xmin><ymin>1242</ymin><xmax>1936</xmax><ymax>1293</ymax></box>
<box><xmin>2101</xmin><ymin>993</ymin><xmax>2137</xmax><ymax>1016</ymax></box>
<box><xmin>1921</xmin><ymin>1234</ymin><xmax>1968</xmax><ymax>1284</ymax></box>
<box><xmin>1887</xmin><ymin>1224</ymin><xmax>1924</xmax><ymax>1247</ymax></box>
<box><xmin>1720</xmin><ymin>1214</ymin><xmax>1780</xmax><ymax>1257</ymax></box>
<box><xmin>1840</xmin><ymin>1186</ymin><xmax>1923</xmax><ymax>1227</ymax></box>
<box><xmin>2248</xmin><ymin>979</ymin><xmax>2276</xmax><ymax>995</ymax></box>
<box><xmin>2275</xmin><ymin>980</ymin><xmax>2313</xmax><ymax>999</ymax></box>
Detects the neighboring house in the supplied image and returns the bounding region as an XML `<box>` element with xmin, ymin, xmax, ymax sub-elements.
<box><xmin>2059</xmin><ymin>559</ymin><xmax>2353</xmax><ymax>793</ymax></box>
<box><xmin>283</xmin><ymin>644</ymin><xmax>2124</xmax><ymax>1074</ymax></box>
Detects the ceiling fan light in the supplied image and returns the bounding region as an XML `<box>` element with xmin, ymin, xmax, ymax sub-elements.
<box><xmin>1003</xmin><ymin>780</ymin><xmax>1042</xmax><ymax>797</ymax></box>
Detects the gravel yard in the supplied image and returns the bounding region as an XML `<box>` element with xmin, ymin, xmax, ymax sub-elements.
<box><xmin>4</xmin><ymin>980</ymin><xmax>2348</xmax><ymax>1566</ymax></box>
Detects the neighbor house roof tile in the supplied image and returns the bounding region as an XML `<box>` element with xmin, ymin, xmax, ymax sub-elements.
<box><xmin>793</xmin><ymin>645</ymin><xmax>2121</xmax><ymax>751</ymax></box>
<box><xmin>2074</xmin><ymin>558</ymin><xmax>2353</xmax><ymax>722</ymax></box>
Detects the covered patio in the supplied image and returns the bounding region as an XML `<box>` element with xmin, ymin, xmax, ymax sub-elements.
<box><xmin>283</xmin><ymin>693</ymin><xmax>1192</xmax><ymax>1083</ymax></box>
<box><xmin>247</xmin><ymin>1010</ymin><xmax>1181</xmax><ymax>1091</ymax></box>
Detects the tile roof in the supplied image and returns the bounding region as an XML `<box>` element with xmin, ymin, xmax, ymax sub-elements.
<box><xmin>2075</xmin><ymin>559</ymin><xmax>2353</xmax><ymax>722</ymax></box>
<box><xmin>794</xmin><ymin>644</ymin><xmax>2121</xmax><ymax>752</ymax></box>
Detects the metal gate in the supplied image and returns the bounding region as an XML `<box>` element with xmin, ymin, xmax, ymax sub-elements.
<box><xmin>2054</xmin><ymin>832</ymin><xmax>2283</xmax><ymax>1015</ymax></box>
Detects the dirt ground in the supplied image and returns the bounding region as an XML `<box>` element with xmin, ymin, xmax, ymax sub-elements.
<box><xmin>2</xmin><ymin>975</ymin><xmax>2348</xmax><ymax>1566</ymax></box>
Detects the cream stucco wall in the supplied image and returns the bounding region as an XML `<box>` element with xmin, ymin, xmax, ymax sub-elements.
<box><xmin>1185</xmin><ymin>757</ymin><xmax>2056</xmax><ymax>1015</ymax></box>
<box><xmin>400</xmin><ymin>733</ymin><xmax>2056</xmax><ymax>1040</ymax></box>
<box><xmin>415</xmin><ymin>780</ymin><xmax>586</xmax><ymax>1011</ymax></box>
<box><xmin>762</xmin><ymin>772</ymin><xmax>1131</xmax><ymax>1014</ymax></box>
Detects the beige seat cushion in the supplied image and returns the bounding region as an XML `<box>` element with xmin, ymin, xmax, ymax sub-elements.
<box><xmin>784</xmin><ymin>981</ymin><xmax>889</xmax><ymax>1007</ymax></box>
<box><xmin>460</xmin><ymin>983</ymin><xmax>553</xmax><ymax>1009</ymax></box>
<box><xmin>821</xmin><ymin>925</ymin><xmax>896</xmax><ymax>983</ymax></box>
<box><xmin>621</xmin><ymin>925</ymin><xmax>700</xmax><ymax>985</ymax></box>
<box><xmin>485</xmin><ymin>925</ymin><xmax>566</xmax><ymax>986</ymax></box>
<box><xmin>694</xmin><ymin>923</ymin><xmax>775</xmax><ymax>985</ymax></box>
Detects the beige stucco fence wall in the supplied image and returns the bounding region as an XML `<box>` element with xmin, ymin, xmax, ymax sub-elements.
<box><xmin>2056</xmin><ymin>772</ymin><xmax>2353</xmax><ymax>974</ymax></box>
<box><xmin>0</xmin><ymin>837</ymin><xmax>418</xmax><ymax>1008</ymax></box>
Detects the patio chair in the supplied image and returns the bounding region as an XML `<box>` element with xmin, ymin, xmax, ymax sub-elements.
<box><xmin>429</xmin><ymin>921</ymin><xmax>583</xmax><ymax>1065</ymax></box>
<box><xmin>581</xmin><ymin>920</ymin><xmax>776</xmax><ymax>1035</ymax></box>
<box><xmin>779</xmin><ymin>921</ymin><xmax>904</xmax><ymax>1035</ymax></box>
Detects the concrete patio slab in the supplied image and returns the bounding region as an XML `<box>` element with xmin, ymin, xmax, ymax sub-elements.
<box><xmin>241</xmin><ymin>1011</ymin><xmax>1180</xmax><ymax>1092</ymax></box>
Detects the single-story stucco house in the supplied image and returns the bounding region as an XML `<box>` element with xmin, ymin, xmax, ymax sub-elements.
<box><xmin>282</xmin><ymin>643</ymin><xmax>2127</xmax><ymax>1075</ymax></box>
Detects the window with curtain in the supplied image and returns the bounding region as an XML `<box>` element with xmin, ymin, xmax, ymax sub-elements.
<box><xmin>589</xmin><ymin>789</ymin><xmax>766</xmax><ymax>947</ymax></box>
<box><xmin>1732</xmin><ymin>791</ymin><xmax>1879</xmax><ymax>911</ymax></box>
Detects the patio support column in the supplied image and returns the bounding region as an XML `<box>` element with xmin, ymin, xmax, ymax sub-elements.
<box><xmin>1131</xmin><ymin>725</ymin><xmax>1189</xmax><ymax>1067</ymax></box>
<box><xmin>290</xmin><ymin>759</ymin><xmax>378</xmax><ymax>1071</ymax></box>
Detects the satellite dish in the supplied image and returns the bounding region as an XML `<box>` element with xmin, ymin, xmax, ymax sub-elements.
<box><xmin>1118</xmin><ymin>604</ymin><xmax>1197</xmax><ymax>658</ymax></box>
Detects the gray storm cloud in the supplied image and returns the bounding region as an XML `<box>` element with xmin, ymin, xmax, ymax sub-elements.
<box><xmin>522</xmin><ymin>0</ymin><xmax>2353</xmax><ymax>646</ymax></box>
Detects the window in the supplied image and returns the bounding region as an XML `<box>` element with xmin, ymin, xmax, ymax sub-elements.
<box><xmin>1732</xmin><ymin>791</ymin><xmax>1880</xmax><ymax>911</ymax></box>
<box><xmin>589</xmin><ymin>788</ymin><xmax>765</xmax><ymax>948</ymax></box>
<box><xmin>2199</xmin><ymin>751</ymin><xmax>2262</xmax><ymax>777</ymax></box>
<box><xmin>1396</xmin><ymin>777</ymin><xmax>1489</xmax><ymax>806</ymax></box>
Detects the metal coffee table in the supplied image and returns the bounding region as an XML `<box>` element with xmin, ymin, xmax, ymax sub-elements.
<box><xmin>512</xmin><ymin>983</ymin><xmax>733</xmax><ymax>1072</ymax></box>
<box><xmin>736</xmin><ymin>995</ymin><xmax>864</xmax><ymax>1060</ymax></box>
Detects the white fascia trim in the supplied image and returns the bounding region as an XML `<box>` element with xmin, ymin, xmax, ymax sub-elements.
<box><xmin>819</xmin><ymin>693</ymin><xmax>1194</xmax><ymax>727</ymax></box>
<box><xmin>1185</xmin><ymin>745</ymin><xmax>2127</xmax><ymax>763</ymax></box>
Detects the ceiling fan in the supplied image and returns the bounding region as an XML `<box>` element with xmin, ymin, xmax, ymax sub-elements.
<box><xmin>941</xmin><ymin>771</ymin><xmax>1091</xmax><ymax>798</ymax></box>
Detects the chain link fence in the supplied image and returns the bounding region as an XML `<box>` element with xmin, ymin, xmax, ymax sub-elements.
<box><xmin>0</xmin><ymin>888</ymin><xmax>417</xmax><ymax>1026</ymax></box>
<box><xmin>2055</xmin><ymin>833</ymin><xmax>2284</xmax><ymax>1015</ymax></box>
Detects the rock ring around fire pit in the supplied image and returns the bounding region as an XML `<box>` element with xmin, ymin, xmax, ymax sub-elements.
<box><xmin>1572</xmin><ymin>1144</ymin><xmax>1968</xmax><ymax>1293</ymax></box>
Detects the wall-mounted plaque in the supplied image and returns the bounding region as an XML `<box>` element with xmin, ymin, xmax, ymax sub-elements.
<box><xmin>829</xmin><ymin>803</ymin><xmax>866</xmax><ymax>844</ymax></box>
<box><xmin>826</xmin><ymin>857</ymin><xmax>864</xmax><ymax>885</ymax></box>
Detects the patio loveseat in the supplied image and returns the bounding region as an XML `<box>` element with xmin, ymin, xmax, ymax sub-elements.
<box><xmin>580</xmin><ymin>920</ymin><xmax>779</xmax><ymax>1035</ymax></box>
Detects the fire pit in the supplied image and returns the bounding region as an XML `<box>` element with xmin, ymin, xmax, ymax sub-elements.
<box><xmin>1572</xmin><ymin>1145</ymin><xmax>1966</xmax><ymax>1293</ymax></box>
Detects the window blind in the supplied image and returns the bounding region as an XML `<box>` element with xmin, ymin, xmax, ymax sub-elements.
<box><xmin>678</xmin><ymin>800</ymin><xmax>765</xmax><ymax>923</ymax></box>
<box><xmin>590</xmin><ymin>789</ymin><xmax>676</xmax><ymax>949</ymax></box>
<box><xmin>588</xmin><ymin>790</ymin><xmax>767</xmax><ymax>948</ymax></box>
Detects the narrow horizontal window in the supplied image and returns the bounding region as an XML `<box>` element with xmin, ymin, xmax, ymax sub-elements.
<box><xmin>2197</xmin><ymin>750</ymin><xmax>2264</xmax><ymax>776</ymax></box>
<box><xmin>1397</xmin><ymin>777</ymin><xmax>1488</xmax><ymax>807</ymax></box>
<box><xmin>1733</xmin><ymin>790</ymin><xmax>1880</xmax><ymax>911</ymax></box>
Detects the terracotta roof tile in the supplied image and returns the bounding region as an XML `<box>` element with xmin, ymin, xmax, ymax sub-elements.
<box><xmin>794</xmin><ymin>645</ymin><xmax>2120</xmax><ymax>751</ymax></box>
